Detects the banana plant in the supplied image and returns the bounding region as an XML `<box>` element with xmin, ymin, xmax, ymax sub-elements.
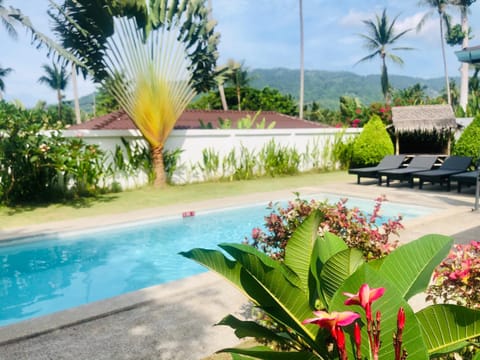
<box><xmin>180</xmin><ymin>210</ymin><xmax>480</xmax><ymax>359</ymax></box>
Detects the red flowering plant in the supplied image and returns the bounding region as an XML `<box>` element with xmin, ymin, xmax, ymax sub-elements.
<box><xmin>183</xmin><ymin>211</ymin><xmax>480</xmax><ymax>359</ymax></box>
<box><xmin>426</xmin><ymin>240</ymin><xmax>480</xmax><ymax>309</ymax></box>
<box><xmin>246</xmin><ymin>194</ymin><xmax>402</xmax><ymax>261</ymax></box>
<box><xmin>304</xmin><ymin>284</ymin><xmax>407</xmax><ymax>360</ymax></box>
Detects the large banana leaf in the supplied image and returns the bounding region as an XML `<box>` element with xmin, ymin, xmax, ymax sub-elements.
<box><xmin>217</xmin><ymin>315</ymin><xmax>293</xmax><ymax>346</ymax></box>
<box><xmin>319</xmin><ymin>248</ymin><xmax>364</xmax><ymax>308</ymax></box>
<box><xmin>181</xmin><ymin>244</ymin><xmax>320</xmax><ymax>350</ymax></box>
<box><xmin>328</xmin><ymin>264</ymin><xmax>429</xmax><ymax>359</ymax></box>
<box><xmin>284</xmin><ymin>210</ymin><xmax>323</xmax><ymax>294</ymax></box>
<box><xmin>416</xmin><ymin>304</ymin><xmax>480</xmax><ymax>356</ymax></box>
<box><xmin>220</xmin><ymin>243</ymin><xmax>303</xmax><ymax>289</ymax></box>
<box><xmin>310</xmin><ymin>231</ymin><xmax>349</xmax><ymax>308</ymax></box>
<box><xmin>218</xmin><ymin>243</ymin><xmax>319</xmax><ymax>348</ymax></box>
<box><xmin>179</xmin><ymin>248</ymin><xmax>243</xmax><ymax>291</ymax></box>
<box><xmin>219</xmin><ymin>346</ymin><xmax>319</xmax><ymax>360</ymax></box>
<box><xmin>378</xmin><ymin>234</ymin><xmax>452</xmax><ymax>300</ymax></box>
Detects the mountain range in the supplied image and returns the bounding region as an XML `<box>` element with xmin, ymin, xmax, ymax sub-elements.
<box><xmin>249</xmin><ymin>68</ymin><xmax>452</xmax><ymax>109</ymax></box>
<box><xmin>70</xmin><ymin>68</ymin><xmax>454</xmax><ymax>113</ymax></box>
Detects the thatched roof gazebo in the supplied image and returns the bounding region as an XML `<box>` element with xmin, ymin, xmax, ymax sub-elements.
<box><xmin>391</xmin><ymin>105</ymin><xmax>457</xmax><ymax>155</ymax></box>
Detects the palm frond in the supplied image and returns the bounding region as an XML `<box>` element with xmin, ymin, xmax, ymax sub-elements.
<box><xmin>103</xmin><ymin>16</ymin><xmax>195</xmax><ymax>148</ymax></box>
<box><xmin>386</xmin><ymin>53</ymin><xmax>405</xmax><ymax>65</ymax></box>
<box><xmin>355</xmin><ymin>51</ymin><xmax>381</xmax><ymax>65</ymax></box>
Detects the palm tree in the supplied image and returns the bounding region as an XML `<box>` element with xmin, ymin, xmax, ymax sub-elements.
<box><xmin>0</xmin><ymin>0</ymin><xmax>18</xmax><ymax>39</ymax></box>
<box><xmin>356</xmin><ymin>9</ymin><xmax>413</xmax><ymax>104</ymax></box>
<box><xmin>38</xmin><ymin>63</ymin><xmax>70</xmax><ymax>119</ymax></box>
<box><xmin>299</xmin><ymin>0</ymin><xmax>304</xmax><ymax>119</ymax></box>
<box><xmin>449</xmin><ymin>0</ymin><xmax>476</xmax><ymax>111</ymax></box>
<box><xmin>418</xmin><ymin>0</ymin><xmax>452</xmax><ymax>105</ymax></box>
<box><xmin>226</xmin><ymin>60</ymin><xmax>249</xmax><ymax>111</ymax></box>
<box><xmin>1</xmin><ymin>0</ymin><xmax>80</xmax><ymax>65</ymax></box>
<box><xmin>48</xmin><ymin>0</ymin><xmax>220</xmax><ymax>187</ymax></box>
<box><xmin>104</xmin><ymin>17</ymin><xmax>195</xmax><ymax>188</ymax></box>
<box><xmin>0</xmin><ymin>65</ymin><xmax>12</xmax><ymax>100</ymax></box>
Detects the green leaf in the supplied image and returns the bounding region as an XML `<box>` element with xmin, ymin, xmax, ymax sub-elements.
<box><xmin>310</xmin><ymin>232</ymin><xmax>349</xmax><ymax>308</ymax></box>
<box><xmin>329</xmin><ymin>265</ymin><xmax>429</xmax><ymax>359</ymax></box>
<box><xmin>216</xmin><ymin>315</ymin><xmax>292</xmax><ymax>346</ymax></box>
<box><xmin>179</xmin><ymin>248</ymin><xmax>243</xmax><ymax>292</ymax></box>
<box><xmin>320</xmin><ymin>248</ymin><xmax>364</xmax><ymax>308</ymax></box>
<box><xmin>218</xmin><ymin>346</ymin><xmax>318</xmax><ymax>360</ymax></box>
<box><xmin>220</xmin><ymin>243</ymin><xmax>302</xmax><ymax>289</ymax></box>
<box><xmin>218</xmin><ymin>244</ymin><xmax>319</xmax><ymax>348</ymax></box>
<box><xmin>379</xmin><ymin>234</ymin><xmax>453</xmax><ymax>300</ymax></box>
<box><xmin>416</xmin><ymin>304</ymin><xmax>480</xmax><ymax>356</ymax></box>
<box><xmin>315</xmin><ymin>231</ymin><xmax>349</xmax><ymax>266</ymax></box>
<box><xmin>284</xmin><ymin>210</ymin><xmax>323</xmax><ymax>294</ymax></box>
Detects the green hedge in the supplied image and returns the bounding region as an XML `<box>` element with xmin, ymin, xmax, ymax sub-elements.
<box><xmin>351</xmin><ymin>114</ymin><xmax>394</xmax><ymax>167</ymax></box>
<box><xmin>453</xmin><ymin>114</ymin><xmax>480</xmax><ymax>165</ymax></box>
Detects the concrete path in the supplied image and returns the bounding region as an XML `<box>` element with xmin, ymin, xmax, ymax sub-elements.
<box><xmin>0</xmin><ymin>179</ymin><xmax>479</xmax><ymax>359</ymax></box>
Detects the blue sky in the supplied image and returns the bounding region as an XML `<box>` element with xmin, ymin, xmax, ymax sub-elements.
<box><xmin>1</xmin><ymin>0</ymin><xmax>480</xmax><ymax>107</ymax></box>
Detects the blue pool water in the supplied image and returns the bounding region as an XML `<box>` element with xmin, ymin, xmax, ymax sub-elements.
<box><xmin>0</xmin><ymin>195</ymin><xmax>435</xmax><ymax>326</ymax></box>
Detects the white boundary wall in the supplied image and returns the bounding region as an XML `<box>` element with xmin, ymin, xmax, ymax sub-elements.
<box><xmin>62</xmin><ymin>128</ymin><xmax>361</xmax><ymax>186</ymax></box>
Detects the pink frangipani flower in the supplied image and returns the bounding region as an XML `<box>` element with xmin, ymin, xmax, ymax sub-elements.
<box><xmin>302</xmin><ymin>310</ymin><xmax>360</xmax><ymax>333</ymax></box>
<box><xmin>344</xmin><ymin>283</ymin><xmax>385</xmax><ymax>308</ymax></box>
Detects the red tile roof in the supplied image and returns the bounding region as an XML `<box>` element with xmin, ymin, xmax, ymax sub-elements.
<box><xmin>67</xmin><ymin>109</ymin><xmax>330</xmax><ymax>130</ymax></box>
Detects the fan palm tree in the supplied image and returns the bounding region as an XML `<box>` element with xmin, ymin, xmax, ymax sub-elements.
<box><xmin>417</xmin><ymin>0</ymin><xmax>452</xmax><ymax>105</ymax></box>
<box><xmin>48</xmin><ymin>1</ymin><xmax>220</xmax><ymax>187</ymax></box>
<box><xmin>104</xmin><ymin>17</ymin><xmax>196</xmax><ymax>188</ymax></box>
<box><xmin>38</xmin><ymin>63</ymin><xmax>70</xmax><ymax>119</ymax></box>
<box><xmin>0</xmin><ymin>65</ymin><xmax>12</xmax><ymax>100</ymax></box>
<box><xmin>449</xmin><ymin>0</ymin><xmax>476</xmax><ymax>111</ymax></box>
<box><xmin>356</xmin><ymin>9</ymin><xmax>413</xmax><ymax>105</ymax></box>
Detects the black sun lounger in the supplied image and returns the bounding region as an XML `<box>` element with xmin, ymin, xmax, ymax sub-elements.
<box><xmin>411</xmin><ymin>156</ymin><xmax>472</xmax><ymax>191</ymax></box>
<box><xmin>450</xmin><ymin>170</ymin><xmax>480</xmax><ymax>193</ymax></box>
<box><xmin>348</xmin><ymin>155</ymin><xmax>407</xmax><ymax>185</ymax></box>
<box><xmin>377</xmin><ymin>155</ymin><xmax>438</xmax><ymax>187</ymax></box>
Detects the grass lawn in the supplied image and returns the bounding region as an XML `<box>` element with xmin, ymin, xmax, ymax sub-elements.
<box><xmin>1</xmin><ymin>171</ymin><xmax>349</xmax><ymax>229</ymax></box>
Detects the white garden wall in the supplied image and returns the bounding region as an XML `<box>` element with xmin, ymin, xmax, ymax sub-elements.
<box><xmin>61</xmin><ymin>127</ymin><xmax>361</xmax><ymax>187</ymax></box>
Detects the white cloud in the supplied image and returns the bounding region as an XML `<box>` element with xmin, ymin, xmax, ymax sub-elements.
<box><xmin>339</xmin><ymin>9</ymin><xmax>371</xmax><ymax>27</ymax></box>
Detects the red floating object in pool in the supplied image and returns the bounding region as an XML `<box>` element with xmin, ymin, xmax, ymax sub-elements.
<box><xmin>182</xmin><ymin>211</ymin><xmax>195</xmax><ymax>217</ymax></box>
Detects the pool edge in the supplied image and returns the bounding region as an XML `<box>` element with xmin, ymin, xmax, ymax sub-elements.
<box><xmin>0</xmin><ymin>271</ymin><xmax>221</xmax><ymax>345</ymax></box>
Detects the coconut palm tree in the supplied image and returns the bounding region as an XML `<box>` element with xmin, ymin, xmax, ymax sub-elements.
<box><xmin>38</xmin><ymin>63</ymin><xmax>70</xmax><ymax>119</ymax></box>
<box><xmin>418</xmin><ymin>0</ymin><xmax>453</xmax><ymax>105</ymax></box>
<box><xmin>0</xmin><ymin>0</ymin><xmax>18</xmax><ymax>39</ymax></box>
<box><xmin>449</xmin><ymin>0</ymin><xmax>476</xmax><ymax>111</ymax></box>
<box><xmin>299</xmin><ymin>0</ymin><xmax>304</xmax><ymax>119</ymax></box>
<box><xmin>226</xmin><ymin>60</ymin><xmax>249</xmax><ymax>111</ymax></box>
<box><xmin>356</xmin><ymin>9</ymin><xmax>413</xmax><ymax>104</ymax></box>
<box><xmin>0</xmin><ymin>65</ymin><xmax>12</xmax><ymax>100</ymax></box>
<box><xmin>1</xmin><ymin>0</ymin><xmax>80</xmax><ymax>65</ymax></box>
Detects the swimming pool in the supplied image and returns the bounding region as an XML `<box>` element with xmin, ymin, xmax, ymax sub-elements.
<box><xmin>0</xmin><ymin>194</ymin><xmax>435</xmax><ymax>327</ymax></box>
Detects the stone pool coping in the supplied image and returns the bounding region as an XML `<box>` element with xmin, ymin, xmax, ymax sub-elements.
<box><xmin>0</xmin><ymin>182</ymin><xmax>479</xmax><ymax>359</ymax></box>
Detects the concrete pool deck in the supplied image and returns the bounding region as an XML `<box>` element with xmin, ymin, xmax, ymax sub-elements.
<box><xmin>0</xmin><ymin>179</ymin><xmax>479</xmax><ymax>359</ymax></box>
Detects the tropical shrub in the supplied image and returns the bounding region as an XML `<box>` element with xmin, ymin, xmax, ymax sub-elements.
<box><xmin>110</xmin><ymin>138</ymin><xmax>182</xmax><ymax>187</ymax></box>
<box><xmin>246</xmin><ymin>195</ymin><xmax>402</xmax><ymax>261</ymax></box>
<box><xmin>0</xmin><ymin>102</ymin><xmax>106</xmax><ymax>204</ymax></box>
<box><xmin>258</xmin><ymin>139</ymin><xmax>300</xmax><ymax>176</ymax></box>
<box><xmin>182</xmin><ymin>212</ymin><xmax>480</xmax><ymax>359</ymax></box>
<box><xmin>351</xmin><ymin>115</ymin><xmax>394</xmax><ymax>167</ymax></box>
<box><xmin>190</xmin><ymin>86</ymin><xmax>298</xmax><ymax>116</ymax></box>
<box><xmin>426</xmin><ymin>240</ymin><xmax>480</xmax><ymax>359</ymax></box>
<box><xmin>453</xmin><ymin>114</ymin><xmax>480</xmax><ymax>165</ymax></box>
<box><xmin>426</xmin><ymin>240</ymin><xmax>480</xmax><ymax>310</ymax></box>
